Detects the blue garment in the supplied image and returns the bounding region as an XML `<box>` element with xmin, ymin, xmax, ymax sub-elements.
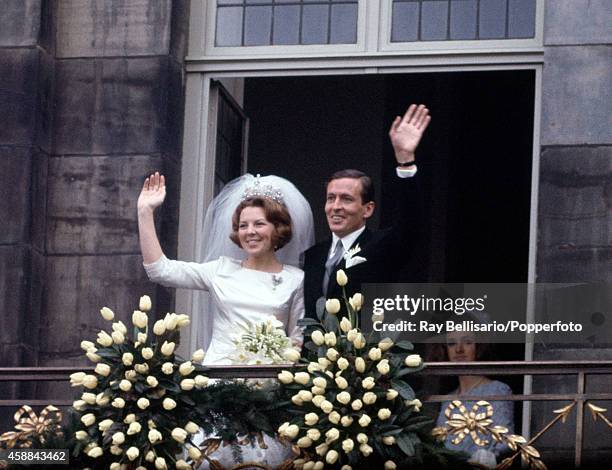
<box><xmin>436</xmin><ymin>380</ymin><xmax>514</xmax><ymax>458</ymax></box>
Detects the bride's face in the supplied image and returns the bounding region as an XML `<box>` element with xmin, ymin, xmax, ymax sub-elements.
<box><xmin>238</xmin><ymin>206</ymin><xmax>276</xmax><ymax>257</ymax></box>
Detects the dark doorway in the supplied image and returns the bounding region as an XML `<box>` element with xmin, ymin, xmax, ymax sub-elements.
<box><xmin>244</xmin><ymin>71</ymin><xmax>534</xmax><ymax>285</ymax></box>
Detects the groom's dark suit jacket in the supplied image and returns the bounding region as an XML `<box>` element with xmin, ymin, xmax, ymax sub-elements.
<box><xmin>303</xmin><ymin>175</ymin><xmax>425</xmax><ymax>319</ymax></box>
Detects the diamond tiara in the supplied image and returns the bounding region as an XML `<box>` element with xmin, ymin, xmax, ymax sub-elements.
<box><xmin>241</xmin><ymin>174</ymin><xmax>285</xmax><ymax>205</ymax></box>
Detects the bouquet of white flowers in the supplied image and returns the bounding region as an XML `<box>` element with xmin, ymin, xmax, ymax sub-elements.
<box><xmin>230</xmin><ymin>317</ymin><xmax>301</xmax><ymax>365</ymax></box>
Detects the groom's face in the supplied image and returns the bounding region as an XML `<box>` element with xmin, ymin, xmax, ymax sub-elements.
<box><xmin>325</xmin><ymin>178</ymin><xmax>374</xmax><ymax>238</ymax></box>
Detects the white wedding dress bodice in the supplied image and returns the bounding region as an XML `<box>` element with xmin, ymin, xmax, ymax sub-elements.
<box><xmin>143</xmin><ymin>255</ymin><xmax>305</xmax><ymax>364</ymax></box>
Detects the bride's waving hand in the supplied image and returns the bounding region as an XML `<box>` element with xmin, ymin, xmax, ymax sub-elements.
<box><xmin>137</xmin><ymin>172</ymin><xmax>166</xmax><ymax>264</ymax></box>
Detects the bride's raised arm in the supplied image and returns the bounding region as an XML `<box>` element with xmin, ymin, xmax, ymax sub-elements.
<box><xmin>137</xmin><ymin>171</ymin><xmax>166</xmax><ymax>265</ymax></box>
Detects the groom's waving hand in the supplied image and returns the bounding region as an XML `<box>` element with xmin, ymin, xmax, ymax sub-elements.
<box><xmin>303</xmin><ymin>104</ymin><xmax>431</xmax><ymax>319</ymax></box>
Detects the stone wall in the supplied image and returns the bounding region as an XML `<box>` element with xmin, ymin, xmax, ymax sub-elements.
<box><xmin>533</xmin><ymin>0</ymin><xmax>612</xmax><ymax>464</ymax></box>
<box><xmin>0</xmin><ymin>1</ymin><xmax>189</xmax><ymax>404</ymax></box>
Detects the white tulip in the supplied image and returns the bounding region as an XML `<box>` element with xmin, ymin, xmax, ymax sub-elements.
<box><xmin>298</xmin><ymin>390</ymin><xmax>313</xmax><ymax>402</ymax></box>
<box><xmin>325</xmin><ymin>427</ymin><xmax>339</xmax><ymax>443</ymax></box>
<box><xmin>377</xmin><ymin>408</ymin><xmax>392</xmax><ymax>420</ymax></box>
<box><xmin>75</xmin><ymin>430</ymin><xmax>88</xmax><ymax>440</ymax></box>
<box><xmin>283</xmin><ymin>348</ymin><xmax>301</xmax><ymax>362</ymax></box>
<box><xmin>96</xmin><ymin>331</ymin><xmax>113</xmax><ymax>347</ymax></box>
<box><xmin>406</xmin><ymin>398</ymin><xmax>423</xmax><ymax>412</ymax></box>
<box><xmin>384</xmin><ymin>461</ymin><xmax>397</xmax><ymax>470</ymax></box>
<box><xmin>328</xmin><ymin>411</ymin><xmax>341</xmax><ymax>424</ymax></box>
<box><xmin>320</xmin><ymin>400</ymin><xmax>333</xmax><ymax>414</ymax></box>
<box><xmin>311</xmin><ymin>330</ymin><xmax>325</xmax><ymax>346</ymax></box>
<box><xmin>70</xmin><ymin>371</ymin><xmax>86</xmax><ymax>387</ymax></box>
<box><xmin>306</xmin><ymin>428</ymin><xmax>321</xmax><ymax>441</ymax></box>
<box><xmin>81</xmin><ymin>392</ymin><xmax>96</xmax><ymax>404</ymax></box>
<box><xmin>336</xmin><ymin>391</ymin><xmax>351</xmax><ymax>405</ymax></box>
<box><xmin>137</xmin><ymin>332</ymin><xmax>147</xmax><ymax>344</ymax></box>
<box><xmin>146</xmin><ymin>376</ymin><xmax>159</xmax><ymax>387</ymax></box>
<box><xmin>297</xmin><ymin>436</ymin><xmax>313</xmax><ymax>448</ymax></box>
<box><xmin>318</xmin><ymin>358</ymin><xmax>331</xmax><ymax>369</ymax></box>
<box><xmin>139</xmin><ymin>295</ymin><xmax>152</xmax><ymax>312</ymax></box>
<box><xmin>361</xmin><ymin>377</ymin><xmax>375</xmax><ymax>390</ymax></box>
<box><xmin>362</xmin><ymin>392</ymin><xmax>377</xmax><ymax>405</ymax></box>
<box><xmin>111</xmin><ymin>397</ymin><xmax>125</xmax><ymax>409</ymax></box>
<box><xmin>111</xmin><ymin>330</ymin><xmax>125</xmax><ymax>345</ymax></box>
<box><xmin>181</xmin><ymin>378</ymin><xmax>195</xmax><ymax>390</ymax></box>
<box><xmin>122</xmin><ymin>353</ymin><xmax>134</xmax><ymax>366</ymax></box>
<box><xmin>185</xmin><ymin>421</ymin><xmax>199</xmax><ymax>434</ymax></box>
<box><xmin>359</xmin><ymin>443</ymin><xmax>373</xmax><ymax>456</ymax></box>
<box><xmin>195</xmin><ymin>375</ymin><xmax>209</xmax><ymax>387</ymax></box>
<box><xmin>161</xmin><ymin>362</ymin><xmax>174</xmax><ymax>374</ymax></box>
<box><xmin>304</xmin><ymin>412</ymin><xmax>319</xmax><ymax>426</ymax></box>
<box><xmin>188</xmin><ymin>446</ymin><xmax>202</xmax><ymax>460</ymax></box>
<box><xmin>340</xmin><ymin>415</ymin><xmax>353</xmax><ymax>427</ymax></box>
<box><xmin>336</xmin><ymin>269</ymin><xmax>348</xmax><ymax>286</ymax></box>
<box><xmin>80</xmin><ymin>413</ymin><xmax>95</xmax><ymax>427</ymax></box>
<box><xmin>153</xmin><ymin>320</ymin><xmax>166</xmax><ymax>336</ymax></box>
<box><xmin>137</xmin><ymin>398</ymin><xmax>150</xmax><ymax>410</ymax></box>
<box><xmin>176</xmin><ymin>314</ymin><xmax>190</xmax><ymax>327</ymax></box>
<box><xmin>377</xmin><ymin>359</ymin><xmax>390</xmax><ymax>375</ymax></box>
<box><xmin>191</xmin><ymin>349</ymin><xmax>205</xmax><ymax>363</ymax></box>
<box><xmin>82</xmin><ymin>375</ymin><xmax>98</xmax><ymax>389</ymax></box>
<box><xmin>335</xmin><ymin>376</ymin><xmax>348</xmax><ymax>389</ymax></box>
<box><xmin>326</xmin><ymin>449</ymin><xmax>339</xmax><ymax>464</ymax></box>
<box><xmin>126</xmin><ymin>447</ymin><xmax>140</xmax><ymax>461</ymax></box>
<box><xmin>351</xmin><ymin>399</ymin><xmax>363</xmax><ymax>411</ymax></box>
<box><xmin>356</xmin><ymin>433</ymin><xmax>368</xmax><ymax>444</ymax></box>
<box><xmin>87</xmin><ymin>446</ymin><xmax>103</xmax><ymax>458</ymax></box>
<box><xmin>315</xmin><ymin>443</ymin><xmax>328</xmax><ymax>456</ymax></box>
<box><xmin>294</xmin><ymin>372</ymin><xmax>310</xmax><ymax>385</ymax></box>
<box><xmin>337</xmin><ymin>357</ymin><xmax>349</xmax><ymax>370</ymax></box>
<box><xmin>368</xmin><ymin>347</ymin><xmax>382</xmax><ymax>361</ymax></box>
<box><xmin>110</xmin><ymin>445</ymin><xmax>123</xmax><ymax>455</ymax></box>
<box><xmin>325</xmin><ymin>298</ymin><xmax>341</xmax><ymax>315</ymax></box>
<box><xmin>112</xmin><ymin>432</ymin><xmax>125</xmax><ymax>445</ymax></box>
<box><xmin>355</xmin><ymin>357</ymin><xmax>366</xmax><ymax>373</ymax></box>
<box><xmin>164</xmin><ymin>313</ymin><xmax>179</xmax><ymax>331</ymax></box>
<box><xmin>73</xmin><ymin>400</ymin><xmax>86</xmax><ymax>411</ymax></box>
<box><xmin>160</xmin><ymin>341</ymin><xmax>175</xmax><ymax>356</ymax></box>
<box><xmin>80</xmin><ymin>341</ymin><xmax>95</xmax><ymax>352</ymax></box>
<box><xmin>94</xmin><ymin>363</ymin><xmax>110</xmax><ymax>377</ymax></box>
<box><xmin>155</xmin><ymin>457</ymin><xmax>168</xmax><ymax>470</ymax></box>
<box><xmin>100</xmin><ymin>307</ymin><xmax>114</xmax><ymax>321</ymax></box>
<box><xmin>285</xmin><ymin>424</ymin><xmax>299</xmax><ymax>439</ymax></box>
<box><xmin>404</xmin><ymin>354</ymin><xmax>422</xmax><ymax>368</ymax></box>
<box><xmin>342</xmin><ymin>438</ymin><xmax>354</xmax><ymax>453</ymax></box>
<box><xmin>340</xmin><ymin>317</ymin><xmax>352</xmax><ymax>333</ymax></box>
<box><xmin>163</xmin><ymin>398</ymin><xmax>177</xmax><ymax>410</ymax></box>
<box><xmin>119</xmin><ymin>379</ymin><xmax>132</xmax><ymax>391</ymax></box>
<box><xmin>386</xmin><ymin>389</ymin><xmax>399</xmax><ymax>400</ymax></box>
<box><xmin>141</xmin><ymin>347</ymin><xmax>154</xmax><ymax>360</ymax></box>
<box><xmin>125</xmin><ymin>370</ymin><xmax>137</xmax><ymax>381</ymax></box>
<box><xmin>382</xmin><ymin>436</ymin><xmax>396</xmax><ymax>445</ymax></box>
<box><xmin>326</xmin><ymin>348</ymin><xmax>339</xmax><ymax>361</ymax></box>
<box><xmin>127</xmin><ymin>422</ymin><xmax>142</xmax><ymax>435</ymax></box>
<box><xmin>346</xmin><ymin>329</ymin><xmax>358</xmax><ymax>342</ymax></box>
<box><xmin>95</xmin><ymin>393</ymin><xmax>109</xmax><ymax>406</ymax></box>
<box><xmin>124</xmin><ymin>413</ymin><xmax>136</xmax><ymax>424</ymax></box>
<box><xmin>312</xmin><ymin>395</ymin><xmax>325</xmax><ymax>407</ymax></box>
<box><xmin>86</xmin><ymin>351</ymin><xmax>101</xmax><ymax>362</ymax></box>
<box><xmin>313</xmin><ymin>377</ymin><xmax>327</xmax><ymax>388</ymax></box>
<box><xmin>291</xmin><ymin>395</ymin><xmax>304</xmax><ymax>406</ymax></box>
<box><xmin>176</xmin><ymin>460</ymin><xmax>191</xmax><ymax>470</ymax></box>
<box><xmin>148</xmin><ymin>429</ymin><xmax>162</xmax><ymax>443</ymax></box>
<box><xmin>179</xmin><ymin>361</ymin><xmax>195</xmax><ymax>376</ymax></box>
<box><xmin>378</xmin><ymin>337</ymin><xmax>394</xmax><ymax>352</ymax></box>
<box><xmin>349</xmin><ymin>293</ymin><xmax>363</xmax><ymax>311</ymax></box>
<box><xmin>358</xmin><ymin>414</ymin><xmax>371</xmax><ymax>427</ymax></box>
<box><xmin>353</xmin><ymin>333</ymin><xmax>366</xmax><ymax>349</ymax></box>
<box><xmin>112</xmin><ymin>321</ymin><xmax>127</xmax><ymax>335</ymax></box>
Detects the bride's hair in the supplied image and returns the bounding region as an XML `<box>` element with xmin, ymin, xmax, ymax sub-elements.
<box><xmin>229</xmin><ymin>197</ymin><xmax>293</xmax><ymax>250</ymax></box>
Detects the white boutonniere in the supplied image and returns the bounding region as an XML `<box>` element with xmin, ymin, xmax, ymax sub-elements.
<box><xmin>343</xmin><ymin>244</ymin><xmax>367</xmax><ymax>269</ymax></box>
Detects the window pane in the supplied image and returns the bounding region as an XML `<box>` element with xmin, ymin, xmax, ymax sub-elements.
<box><xmin>330</xmin><ymin>3</ymin><xmax>357</xmax><ymax>43</ymax></box>
<box><xmin>216</xmin><ymin>7</ymin><xmax>243</xmax><ymax>46</ymax></box>
<box><xmin>273</xmin><ymin>5</ymin><xmax>300</xmax><ymax>44</ymax></box>
<box><xmin>245</xmin><ymin>6</ymin><xmax>272</xmax><ymax>45</ymax></box>
<box><xmin>302</xmin><ymin>4</ymin><xmax>329</xmax><ymax>44</ymax></box>
<box><xmin>421</xmin><ymin>0</ymin><xmax>448</xmax><ymax>41</ymax></box>
<box><xmin>391</xmin><ymin>1</ymin><xmax>419</xmax><ymax>42</ymax></box>
<box><xmin>450</xmin><ymin>0</ymin><xmax>477</xmax><ymax>40</ymax></box>
<box><xmin>218</xmin><ymin>0</ymin><xmax>240</xmax><ymax>4</ymax></box>
<box><xmin>508</xmin><ymin>0</ymin><xmax>535</xmax><ymax>38</ymax></box>
<box><xmin>479</xmin><ymin>0</ymin><xmax>507</xmax><ymax>39</ymax></box>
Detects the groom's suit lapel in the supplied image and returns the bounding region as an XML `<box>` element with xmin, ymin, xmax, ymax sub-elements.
<box><xmin>325</xmin><ymin>228</ymin><xmax>373</xmax><ymax>298</ymax></box>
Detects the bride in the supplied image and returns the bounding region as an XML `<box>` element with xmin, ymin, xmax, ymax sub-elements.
<box><xmin>137</xmin><ymin>172</ymin><xmax>314</xmax><ymax>468</ymax></box>
<box><xmin>137</xmin><ymin>172</ymin><xmax>314</xmax><ymax>363</ymax></box>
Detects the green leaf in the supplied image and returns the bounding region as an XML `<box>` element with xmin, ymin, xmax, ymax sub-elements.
<box><xmin>403</xmin><ymin>415</ymin><xmax>432</xmax><ymax>431</ymax></box>
<box><xmin>297</xmin><ymin>318</ymin><xmax>320</xmax><ymax>327</ymax></box>
<box><xmin>391</xmin><ymin>379</ymin><xmax>415</xmax><ymax>400</ymax></box>
<box><xmin>394</xmin><ymin>363</ymin><xmax>425</xmax><ymax>378</ymax></box>
<box><xmin>394</xmin><ymin>340</ymin><xmax>414</xmax><ymax>350</ymax></box>
<box><xmin>396</xmin><ymin>433</ymin><xmax>416</xmax><ymax>456</ymax></box>
<box><xmin>324</xmin><ymin>314</ymin><xmax>339</xmax><ymax>332</ymax></box>
<box><xmin>95</xmin><ymin>349</ymin><xmax>119</xmax><ymax>358</ymax></box>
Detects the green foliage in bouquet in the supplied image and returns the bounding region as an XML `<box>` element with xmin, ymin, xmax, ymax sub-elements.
<box><xmin>275</xmin><ymin>269</ymin><xmax>471</xmax><ymax>470</ymax></box>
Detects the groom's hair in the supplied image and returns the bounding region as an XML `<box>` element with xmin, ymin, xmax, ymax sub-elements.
<box><xmin>327</xmin><ymin>169</ymin><xmax>375</xmax><ymax>204</ymax></box>
<box><xmin>230</xmin><ymin>197</ymin><xmax>293</xmax><ymax>250</ymax></box>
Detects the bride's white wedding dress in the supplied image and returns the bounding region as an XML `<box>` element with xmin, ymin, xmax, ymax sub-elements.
<box><xmin>144</xmin><ymin>254</ymin><xmax>302</xmax><ymax>468</ymax></box>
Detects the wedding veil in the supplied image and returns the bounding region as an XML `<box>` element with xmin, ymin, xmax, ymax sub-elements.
<box><xmin>201</xmin><ymin>174</ymin><xmax>315</xmax><ymax>265</ymax></box>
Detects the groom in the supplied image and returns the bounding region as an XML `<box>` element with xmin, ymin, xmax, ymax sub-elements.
<box><xmin>303</xmin><ymin>104</ymin><xmax>431</xmax><ymax>319</ymax></box>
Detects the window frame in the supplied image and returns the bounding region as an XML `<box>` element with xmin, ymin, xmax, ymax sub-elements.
<box><xmin>189</xmin><ymin>0</ymin><xmax>544</xmax><ymax>60</ymax></box>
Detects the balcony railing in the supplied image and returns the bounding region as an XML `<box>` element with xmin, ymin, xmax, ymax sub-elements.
<box><xmin>2</xmin><ymin>361</ymin><xmax>612</xmax><ymax>467</ymax></box>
